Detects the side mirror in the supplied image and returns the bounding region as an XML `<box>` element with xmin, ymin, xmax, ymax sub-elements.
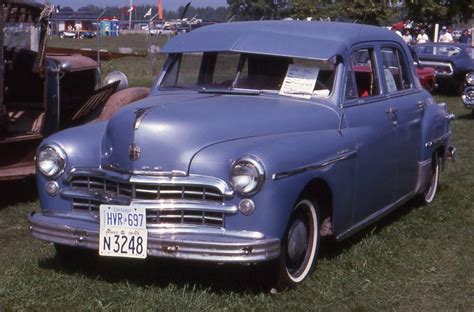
<box><xmin>104</xmin><ymin>71</ymin><xmax>129</xmax><ymax>91</ymax></box>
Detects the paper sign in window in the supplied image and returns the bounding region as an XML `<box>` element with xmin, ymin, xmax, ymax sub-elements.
<box><xmin>279</xmin><ymin>65</ymin><xmax>319</xmax><ymax>99</ymax></box>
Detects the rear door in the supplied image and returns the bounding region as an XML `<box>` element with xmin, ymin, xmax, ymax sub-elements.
<box><xmin>379</xmin><ymin>45</ymin><xmax>422</xmax><ymax>199</ymax></box>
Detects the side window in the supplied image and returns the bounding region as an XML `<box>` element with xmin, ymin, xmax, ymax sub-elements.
<box><xmin>381</xmin><ymin>47</ymin><xmax>412</xmax><ymax>93</ymax></box>
<box><xmin>346</xmin><ymin>48</ymin><xmax>380</xmax><ymax>99</ymax></box>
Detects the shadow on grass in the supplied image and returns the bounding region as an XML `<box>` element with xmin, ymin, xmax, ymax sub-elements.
<box><xmin>455</xmin><ymin>111</ymin><xmax>474</xmax><ymax>120</ymax></box>
<box><xmin>319</xmin><ymin>191</ymin><xmax>437</xmax><ymax>260</ymax></box>
<box><xmin>0</xmin><ymin>177</ymin><xmax>37</xmax><ymax>208</ymax></box>
<box><xmin>38</xmin><ymin>252</ymin><xmax>276</xmax><ymax>293</ymax></box>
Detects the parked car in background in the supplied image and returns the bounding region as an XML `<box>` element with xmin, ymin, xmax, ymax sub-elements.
<box><xmin>58</xmin><ymin>30</ymin><xmax>77</xmax><ymax>39</ymax></box>
<box><xmin>410</xmin><ymin>46</ymin><xmax>437</xmax><ymax>93</ymax></box>
<box><xmin>414</xmin><ymin>43</ymin><xmax>474</xmax><ymax>94</ymax></box>
<box><xmin>78</xmin><ymin>31</ymin><xmax>97</xmax><ymax>39</ymax></box>
<box><xmin>462</xmin><ymin>72</ymin><xmax>474</xmax><ymax>113</ymax></box>
<box><xmin>28</xmin><ymin>21</ymin><xmax>455</xmax><ymax>289</ymax></box>
<box><xmin>0</xmin><ymin>0</ymin><xmax>149</xmax><ymax>180</ymax></box>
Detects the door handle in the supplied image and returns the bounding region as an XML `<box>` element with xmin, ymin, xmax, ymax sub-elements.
<box><xmin>417</xmin><ymin>100</ymin><xmax>425</xmax><ymax>111</ymax></box>
<box><xmin>386</xmin><ymin>107</ymin><xmax>398</xmax><ymax>125</ymax></box>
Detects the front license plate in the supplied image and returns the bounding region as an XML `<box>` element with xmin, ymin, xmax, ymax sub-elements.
<box><xmin>99</xmin><ymin>205</ymin><xmax>147</xmax><ymax>259</ymax></box>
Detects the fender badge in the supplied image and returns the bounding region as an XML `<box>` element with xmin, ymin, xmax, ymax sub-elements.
<box><xmin>129</xmin><ymin>143</ymin><xmax>141</xmax><ymax>161</ymax></box>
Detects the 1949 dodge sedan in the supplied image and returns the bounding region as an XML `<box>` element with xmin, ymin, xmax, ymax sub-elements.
<box><xmin>28</xmin><ymin>21</ymin><xmax>456</xmax><ymax>289</ymax></box>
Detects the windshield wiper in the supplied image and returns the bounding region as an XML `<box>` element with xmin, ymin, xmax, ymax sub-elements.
<box><xmin>198</xmin><ymin>88</ymin><xmax>261</xmax><ymax>96</ymax></box>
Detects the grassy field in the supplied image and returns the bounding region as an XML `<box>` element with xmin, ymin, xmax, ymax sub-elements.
<box><xmin>0</xmin><ymin>36</ymin><xmax>473</xmax><ymax>310</ymax></box>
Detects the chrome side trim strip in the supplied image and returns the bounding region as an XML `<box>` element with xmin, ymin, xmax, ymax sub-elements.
<box><xmin>425</xmin><ymin>131</ymin><xmax>451</xmax><ymax>148</ymax></box>
<box><xmin>336</xmin><ymin>191</ymin><xmax>415</xmax><ymax>241</ymax></box>
<box><xmin>272</xmin><ymin>150</ymin><xmax>357</xmax><ymax>181</ymax></box>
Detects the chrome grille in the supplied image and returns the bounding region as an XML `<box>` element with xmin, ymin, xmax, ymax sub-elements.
<box><xmin>147</xmin><ymin>209</ymin><xmax>224</xmax><ymax>227</ymax></box>
<box><xmin>70</xmin><ymin>175</ymin><xmax>225</xmax><ymax>202</ymax></box>
<box><xmin>69</xmin><ymin>174</ymin><xmax>227</xmax><ymax>227</ymax></box>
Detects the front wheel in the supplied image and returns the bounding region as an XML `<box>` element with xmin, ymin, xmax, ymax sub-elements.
<box><xmin>273</xmin><ymin>198</ymin><xmax>320</xmax><ymax>289</ymax></box>
<box><xmin>422</xmin><ymin>151</ymin><xmax>440</xmax><ymax>204</ymax></box>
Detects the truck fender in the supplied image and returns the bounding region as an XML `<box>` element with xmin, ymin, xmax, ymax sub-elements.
<box><xmin>96</xmin><ymin>87</ymin><xmax>150</xmax><ymax>121</ymax></box>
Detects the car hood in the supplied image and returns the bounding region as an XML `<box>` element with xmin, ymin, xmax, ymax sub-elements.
<box><xmin>101</xmin><ymin>92</ymin><xmax>341</xmax><ymax>173</ymax></box>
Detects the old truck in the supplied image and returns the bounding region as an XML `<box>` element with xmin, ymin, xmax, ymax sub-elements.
<box><xmin>0</xmin><ymin>0</ymin><xmax>148</xmax><ymax>180</ymax></box>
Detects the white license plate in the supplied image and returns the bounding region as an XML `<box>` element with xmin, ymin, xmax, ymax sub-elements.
<box><xmin>99</xmin><ymin>205</ymin><xmax>147</xmax><ymax>259</ymax></box>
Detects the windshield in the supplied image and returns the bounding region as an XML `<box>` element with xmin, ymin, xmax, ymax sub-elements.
<box><xmin>160</xmin><ymin>52</ymin><xmax>336</xmax><ymax>98</ymax></box>
<box><xmin>3</xmin><ymin>22</ymin><xmax>41</xmax><ymax>51</ymax></box>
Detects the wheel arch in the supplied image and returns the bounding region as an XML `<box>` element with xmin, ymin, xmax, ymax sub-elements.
<box><xmin>298</xmin><ymin>178</ymin><xmax>333</xmax><ymax>237</ymax></box>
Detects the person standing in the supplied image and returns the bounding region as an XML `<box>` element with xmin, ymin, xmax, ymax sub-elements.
<box><xmin>439</xmin><ymin>26</ymin><xmax>454</xmax><ymax>43</ymax></box>
<box><xmin>416</xmin><ymin>29</ymin><xmax>430</xmax><ymax>44</ymax></box>
<box><xmin>402</xmin><ymin>30</ymin><xmax>413</xmax><ymax>44</ymax></box>
<box><xmin>459</xmin><ymin>29</ymin><xmax>472</xmax><ymax>44</ymax></box>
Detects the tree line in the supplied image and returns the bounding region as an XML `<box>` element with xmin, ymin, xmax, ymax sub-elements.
<box><xmin>78</xmin><ymin>1</ymin><xmax>473</xmax><ymax>26</ymax></box>
<box><xmin>227</xmin><ymin>0</ymin><xmax>473</xmax><ymax>26</ymax></box>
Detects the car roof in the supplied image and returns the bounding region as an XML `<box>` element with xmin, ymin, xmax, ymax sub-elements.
<box><xmin>161</xmin><ymin>21</ymin><xmax>404</xmax><ymax>60</ymax></box>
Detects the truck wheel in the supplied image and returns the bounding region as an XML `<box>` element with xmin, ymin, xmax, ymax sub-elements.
<box><xmin>422</xmin><ymin>151</ymin><xmax>440</xmax><ymax>204</ymax></box>
<box><xmin>273</xmin><ymin>197</ymin><xmax>320</xmax><ymax>289</ymax></box>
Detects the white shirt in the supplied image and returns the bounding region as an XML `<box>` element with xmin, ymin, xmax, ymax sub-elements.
<box><xmin>416</xmin><ymin>33</ymin><xmax>429</xmax><ymax>44</ymax></box>
<box><xmin>402</xmin><ymin>34</ymin><xmax>413</xmax><ymax>44</ymax></box>
<box><xmin>439</xmin><ymin>32</ymin><xmax>453</xmax><ymax>43</ymax></box>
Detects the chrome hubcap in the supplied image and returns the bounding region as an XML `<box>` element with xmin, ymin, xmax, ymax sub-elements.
<box><xmin>287</xmin><ymin>219</ymin><xmax>308</xmax><ymax>262</ymax></box>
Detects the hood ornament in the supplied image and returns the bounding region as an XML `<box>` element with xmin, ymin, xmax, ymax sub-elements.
<box><xmin>129</xmin><ymin>143</ymin><xmax>141</xmax><ymax>161</ymax></box>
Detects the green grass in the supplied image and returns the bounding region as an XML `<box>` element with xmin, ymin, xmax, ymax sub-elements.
<box><xmin>0</xmin><ymin>40</ymin><xmax>473</xmax><ymax>309</ymax></box>
<box><xmin>0</xmin><ymin>96</ymin><xmax>472</xmax><ymax>311</ymax></box>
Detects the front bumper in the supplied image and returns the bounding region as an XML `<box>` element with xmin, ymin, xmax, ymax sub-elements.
<box><xmin>28</xmin><ymin>212</ymin><xmax>280</xmax><ymax>263</ymax></box>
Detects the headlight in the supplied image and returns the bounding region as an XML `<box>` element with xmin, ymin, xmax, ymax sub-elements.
<box><xmin>467</xmin><ymin>73</ymin><xmax>474</xmax><ymax>85</ymax></box>
<box><xmin>37</xmin><ymin>144</ymin><xmax>67</xmax><ymax>178</ymax></box>
<box><xmin>230</xmin><ymin>156</ymin><xmax>265</xmax><ymax>196</ymax></box>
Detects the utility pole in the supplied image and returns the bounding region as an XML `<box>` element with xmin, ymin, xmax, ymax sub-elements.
<box><xmin>129</xmin><ymin>0</ymin><xmax>133</xmax><ymax>30</ymax></box>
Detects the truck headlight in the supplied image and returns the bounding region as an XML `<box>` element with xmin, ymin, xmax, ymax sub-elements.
<box><xmin>467</xmin><ymin>73</ymin><xmax>474</xmax><ymax>85</ymax></box>
<box><xmin>230</xmin><ymin>156</ymin><xmax>265</xmax><ymax>196</ymax></box>
<box><xmin>37</xmin><ymin>144</ymin><xmax>67</xmax><ymax>178</ymax></box>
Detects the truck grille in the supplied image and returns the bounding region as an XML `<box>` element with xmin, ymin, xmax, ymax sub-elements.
<box><xmin>69</xmin><ymin>174</ymin><xmax>227</xmax><ymax>227</ymax></box>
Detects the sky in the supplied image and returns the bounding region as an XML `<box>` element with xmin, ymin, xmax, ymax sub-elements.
<box><xmin>50</xmin><ymin>0</ymin><xmax>228</xmax><ymax>10</ymax></box>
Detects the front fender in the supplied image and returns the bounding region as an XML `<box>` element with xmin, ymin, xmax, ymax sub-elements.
<box><xmin>36</xmin><ymin>122</ymin><xmax>108</xmax><ymax>212</ymax></box>
<box><xmin>189</xmin><ymin>130</ymin><xmax>357</xmax><ymax>240</ymax></box>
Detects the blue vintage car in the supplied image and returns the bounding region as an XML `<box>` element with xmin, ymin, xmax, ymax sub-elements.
<box><xmin>28</xmin><ymin>21</ymin><xmax>456</xmax><ymax>289</ymax></box>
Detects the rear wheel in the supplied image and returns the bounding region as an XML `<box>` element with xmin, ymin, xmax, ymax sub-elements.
<box><xmin>422</xmin><ymin>151</ymin><xmax>440</xmax><ymax>204</ymax></box>
<box><xmin>273</xmin><ymin>198</ymin><xmax>320</xmax><ymax>289</ymax></box>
